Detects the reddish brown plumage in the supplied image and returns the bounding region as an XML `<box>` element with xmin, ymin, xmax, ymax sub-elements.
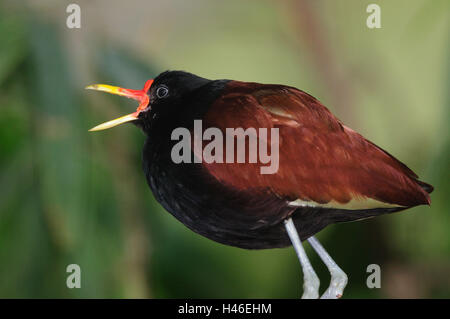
<box><xmin>201</xmin><ymin>81</ymin><xmax>432</xmax><ymax>208</ymax></box>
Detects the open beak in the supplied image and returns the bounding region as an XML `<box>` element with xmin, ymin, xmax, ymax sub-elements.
<box><xmin>86</xmin><ymin>79</ymin><xmax>153</xmax><ymax>131</ymax></box>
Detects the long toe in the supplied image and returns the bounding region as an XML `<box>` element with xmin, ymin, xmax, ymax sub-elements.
<box><xmin>320</xmin><ymin>271</ymin><xmax>348</xmax><ymax>299</ymax></box>
<box><xmin>301</xmin><ymin>274</ymin><xmax>320</xmax><ymax>299</ymax></box>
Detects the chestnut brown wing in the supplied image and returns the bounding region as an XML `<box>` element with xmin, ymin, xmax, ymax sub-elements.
<box><xmin>200</xmin><ymin>81</ymin><xmax>431</xmax><ymax>208</ymax></box>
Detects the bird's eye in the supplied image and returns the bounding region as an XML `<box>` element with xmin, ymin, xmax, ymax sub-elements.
<box><xmin>156</xmin><ymin>86</ymin><xmax>169</xmax><ymax>99</ymax></box>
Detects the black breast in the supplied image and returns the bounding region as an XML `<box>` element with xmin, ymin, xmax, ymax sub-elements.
<box><xmin>142</xmin><ymin>135</ymin><xmax>294</xmax><ymax>249</ymax></box>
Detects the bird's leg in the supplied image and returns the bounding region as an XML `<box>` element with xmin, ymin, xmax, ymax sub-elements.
<box><xmin>307</xmin><ymin>236</ymin><xmax>348</xmax><ymax>299</ymax></box>
<box><xmin>284</xmin><ymin>218</ymin><xmax>320</xmax><ymax>299</ymax></box>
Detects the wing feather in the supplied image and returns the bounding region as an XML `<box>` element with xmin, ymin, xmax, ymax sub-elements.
<box><xmin>201</xmin><ymin>81</ymin><xmax>431</xmax><ymax>208</ymax></box>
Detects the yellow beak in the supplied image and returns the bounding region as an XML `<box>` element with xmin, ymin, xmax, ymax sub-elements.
<box><xmin>88</xmin><ymin>112</ymin><xmax>139</xmax><ymax>132</ymax></box>
<box><xmin>86</xmin><ymin>80</ymin><xmax>153</xmax><ymax>131</ymax></box>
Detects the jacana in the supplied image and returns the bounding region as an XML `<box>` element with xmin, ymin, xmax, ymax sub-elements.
<box><xmin>87</xmin><ymin>71</ymin><xmax>433</xmax><ymax>299</ymax></box>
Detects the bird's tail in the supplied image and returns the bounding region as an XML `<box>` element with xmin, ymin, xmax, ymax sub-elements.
<box><xmin>415</xmin><ymin>179</ymin><xmax>434</xmax><ymax>194</ymax></box>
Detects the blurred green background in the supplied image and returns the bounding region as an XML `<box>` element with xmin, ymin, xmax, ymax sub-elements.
<box><xmin>0</xmin><ymin>0</ymin><xmax>449</xmax><ymax>298</ymax></box>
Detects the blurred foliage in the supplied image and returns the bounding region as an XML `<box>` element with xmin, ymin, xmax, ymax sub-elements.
<box><xmin>0</xmin><ymin>0</ymin><xmax>449</xmax><ymax>298</ymax></box>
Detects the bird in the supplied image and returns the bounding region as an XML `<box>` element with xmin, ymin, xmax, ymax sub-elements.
<box><xmin>86</xmin><ymin>70</ymin><xmax>433</xmax><ymax>299</ymax></box>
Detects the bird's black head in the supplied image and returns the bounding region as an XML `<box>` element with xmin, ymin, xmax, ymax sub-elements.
<box><xmin>86</xmin><ymin>70</ymin><xmax>214</xmax><ymax>134</ymax></box>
